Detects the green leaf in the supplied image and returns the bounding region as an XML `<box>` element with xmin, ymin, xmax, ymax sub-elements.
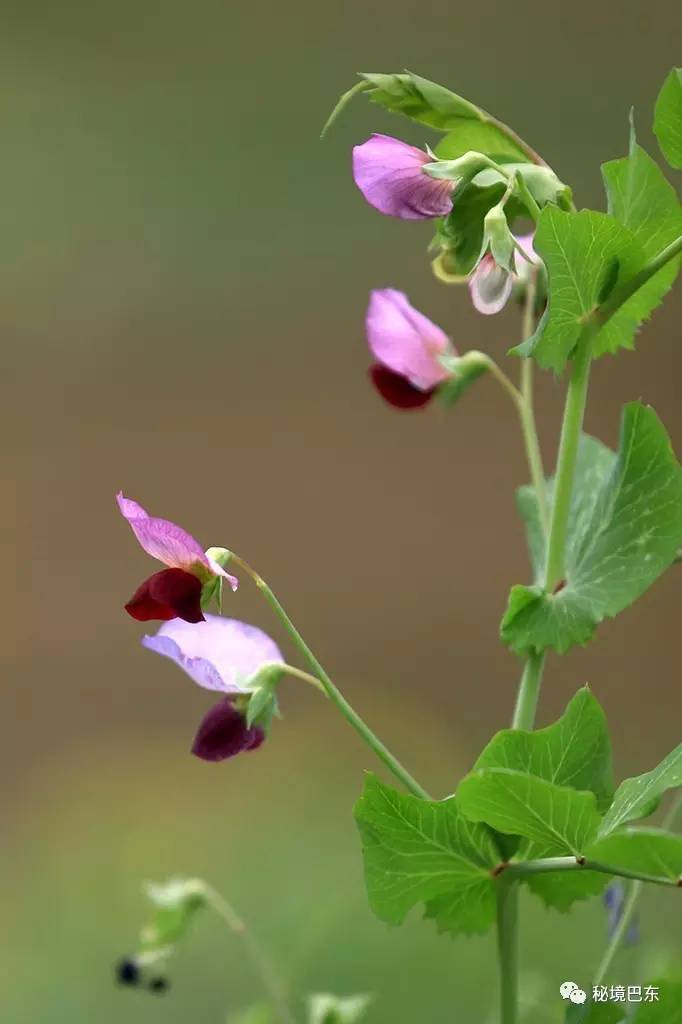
<box><xmin>140</xmin><ymin>878</ymin><xmax>206</xmax><ymax>954</ymax></box>
<box><xmin>631</xmin><ymin>979</ymin><xmax>682</xmax><ymax>1022</ymax></box>
<box><xmin>458</xmin><ymin>765</ymin><xmax>609</xmax><ymax>910</ymax></box>
<box><xmin>360</xmin><ymin>71</ymin><xmax>529</xmax><ymax>161</ymax></box>
<box><xmin>474</xmin><ymin>688</ymin><xmax>614</xmax><ymax>811</ymax></box>
<box><xmin>503</xmin><ymin>403</ymin><xmax>682</xmax><ymax>655</ymax></box>
<box><xmin>308</xmin><ymin>994</ymin><xmax>372</xmax><ymax>1024</ymax></box>
<box><xmin>587</xmin><ymin>827</ymin><xmax>682</xmax><ymax>882</ymax></box>
<box><xmin>354</xmin><ymin>774</ymin><xmax>500</xmax><ymax>936</ymax></box>
<box><xmin>599</xmin><ymin>138</ymin><xmax>682</xmax><ymax>357</ymax></box>
<box><xmin>654</xmin><ymin>68</ymin><xmax>682</xmax><ymax>169</ymax></box>
<box><xmin>243</xmin><ymin>663</ymin><xmax>283</xmax><ymax>731</ymax></box>
<box><xmin>514</xmin><ymin>207</ymin><xmax>643</xmax><ymax>372</ymax></box>
<box><xmin>457</xmin><ymin>768</ymin><xmax>601</xmax><ymax>855</ymax></box>
<box><xmin>599</xmin><ymin>743</ymin><xmax>682</xmax><ymax>836</ymax></box>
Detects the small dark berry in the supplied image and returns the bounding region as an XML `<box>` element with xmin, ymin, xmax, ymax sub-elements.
<box><xmin>116</xmin><ymin>957</ymin><xmax>140</xmax><ymax>986</ymax></box>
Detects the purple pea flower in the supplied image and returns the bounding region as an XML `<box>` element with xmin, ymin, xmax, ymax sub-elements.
<box><xmin>143</xmin><ymin>615</ymin><xmax>283</xmax><ymax>761</ymax></box>
<box><xmin>118</xmin><ymin>493</ymin><xmax>238</xmax><ymax>625</ymax></box>
<box><xmin>353</xmin><ymin>134</ymin><xmax>454</xmax><ymax>220</ymax></box>
<box><xmin>469</xmin><ymin>231</ymin><xmax>538</xmax><ymax>316</ymax></box>
<box><xmin>366</xmin><ymin>288</ymin><xmax>453</xmax><ymax>409</ymax></box>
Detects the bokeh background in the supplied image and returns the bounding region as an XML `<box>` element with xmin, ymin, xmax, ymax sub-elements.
<box><xmin>4</xmin><ymin>1</ymin><xmax>682</xmax><ymax>1021</ymax></box>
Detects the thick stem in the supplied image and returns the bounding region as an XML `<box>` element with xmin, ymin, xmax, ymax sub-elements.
<box><xmin>230</xmin><ymin>554</ymin><xmax>431</xmax><ymax>800</ymax></box>
<box><xmin>543</xmin><ymin>333</ymin><xmax>595</xmax><ymax>592</ymax></box>
<box><xmin>511</xmin><ymin>650</ymin><xmax>546</xmax><ymax>730</ymax></box>
<box><xmin>201</xmin><ymin>884</ymin><xmax>296</xmax><ymax>1024</ymax></box>
<box><xmin>496</xmin><ymin>880</ymin><xmax>519</xmax><ymax>1024</ymax></box>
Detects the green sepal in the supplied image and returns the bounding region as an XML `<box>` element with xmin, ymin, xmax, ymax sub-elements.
<box><xmin>437</xmin><ymin>351</ymin><xmax>490</xmax><ymax>406</ymax></box>
<box><xmin>243</xmin><ymin>663</ymin><xmax>284</xmax><ymax>731</ymax></box>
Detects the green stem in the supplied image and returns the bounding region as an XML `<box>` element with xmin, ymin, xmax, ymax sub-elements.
<box><xmin>592</xmin><ymin>791</ymin><xmax>682</xmax><ymax>986</ymax></box>
<box><xmin>519</xmin><ymin>270</ymin><xmax>548</xmax><ymax>535</ymax></box>
<box><xmin>496</xmin><ymin>880</ymin><xmax>519</xmax><ymax>1024</ymax></box>
<box><xmin>543</xmin><ymin>332</ymin><xmax>595</xmax><ymax>592</ymax></box>
<box><xmin>507</xmin><ymin>856</ymin><xmax>681</xmax><ymax>889</ymax></box>
<box><xmin>202</xmin><ymin>884</ymin><xmax>296</xmax><ymax>1024</ymax></box>
<box><xmin>511</xmin><ymin>650</ymin><xmax>546</xmax><ymax>730</ymax></box>
<box><xmin>281</xmin><ymin>663</ymin><xmax>328</xmax><ymax>695</ymax></box>
<box><xmin>230</xmin><ymin>554</ymin><xmax>431</xmax><ymax>800</ymax></box>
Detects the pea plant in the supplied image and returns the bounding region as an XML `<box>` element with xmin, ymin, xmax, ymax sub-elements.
<box><xmin>114</xmin><ymin>68</ymin><xmax>682</xmax><ymax>1023</ymax></box>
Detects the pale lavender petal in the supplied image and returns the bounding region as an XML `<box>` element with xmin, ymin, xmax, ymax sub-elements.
<box><xmin>118</xmin><ymin>492</ymin><xmax>210</xmax><ymax>574</ymax></box>
<box><xmin>352</xmin><ymin>134</ymin><xmax>453</xmax><ymax>220</ymax></box>
<box><xmin>142</xmin><ymin>615</ymin><xmax>283</xmax><ymax>693</ymax></box>
<box><xmin>469</xmin><ymin>255</ymin><xmax>514</xmax><ymax>315</ymax></box>
<box><xmin>206</xmin><ymin>555</ymin><xmax>239</xmax><ymax>592</ymax></box>
<box><xmin>366</xmin><ymin>289</ymin><xmax>452</xmax><ymax>390</ymax></box>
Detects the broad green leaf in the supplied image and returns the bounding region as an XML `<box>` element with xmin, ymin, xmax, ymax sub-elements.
<box><xmin>514</xmin><ymin>207</ymin><xmax>643</xmax><ymax>372</ymax></box>
<box><xmin>354</xmin><ymin>774</ymin><xmax>500</xmax><ymax>936</ymax></box>
<box><xmin>654</xmin><ymin>68</ymin><xmax>682</xmax><ymax>169</ymax></box>
<box><xmin>503</xmin><ymin>403</ymin><xmax>682</xmax><ymax>655</ymax></box>
<box><xmin>599</xmin><ymin>139</ymin><xmax>682</xmax><ymax>357</ymax></box>
<box><xmin>631</xmin><ymin>979</ymin><xmax>682</xmax><ymax>1022</ymax></box>
<box><xmin>139</xmin><ymin>878</ymin><xmax>206</xmax><ymax>955</ymax></box>
<box><xmin>360</xmin><ymin>71</ymin><xmax>529</xmax><ymax>161</ymax></box>
<box><xmin>474</xmin><ymin>688</ymin><xmax>614</xmax><ymax>811</ymax></box>
<box><xmin>587</xmin><ymin>827</ymin><xmax>682</xmax><ymax>882</ymax></box>
<box><xmin>457</xmin><ymin>768</ymin><xmax>601</xmax><ymax>855</ymax></box>
<box><xmin>308</xmin><ymin>994</ymin><xmax>372</xmax><ymax>1024</ymax></box>
<box><xmin>566</xmin><ymin>1002</ymin><xmax>627</xmax><ymax>1023</ymax></box>
<box><xmin>599</xmin><ymin>743</ymin><xmax>682</xmax><ymax>836</ymax></box>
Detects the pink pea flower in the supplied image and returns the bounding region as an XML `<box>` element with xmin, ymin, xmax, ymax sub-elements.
<box><xmin>352</xmin><ymin>134</ymin><xmax>454</xmax><ymax>220</ymax></box>
<box><xmin>469</xmin><ymin>232</ymin><xmax>538</xmax><ymax>316</ymax></box>
<box><xmin>143</xmin><ymin>615</ymin><xmax>283</xmax><ymax>761</ymax></box>
<box><xmin>366</xmin><ymin>289</ymin><xmax>453</xmax><ymax>409</ymax></box>
<box><xmin>117</xmin><ymin>493</ymin><xmax>238</xmax><ymax>624</ymax></box>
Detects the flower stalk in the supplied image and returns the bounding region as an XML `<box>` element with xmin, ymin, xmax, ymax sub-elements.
<box><xmin>229</xmin><ymin>554</ymin><xmax>432</xmax><ymax>800</ymax></box>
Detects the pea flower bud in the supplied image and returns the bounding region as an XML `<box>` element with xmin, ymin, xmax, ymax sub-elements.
<box><xmin>352</xmin><ymin>134</ymin><xmax>454</xmax><ymax>220</ymax></box>
<box><xmin>469</xmin><ymin>229</ymin><xmax>539</xmax><ymax>316</ymax></box>
<box><xmin>365</xmin><ymin>289</ymin><xmax>453</xmax><ymax>409</ymax></box>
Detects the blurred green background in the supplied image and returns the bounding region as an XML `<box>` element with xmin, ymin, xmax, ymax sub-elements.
<box><xmin>4</xmin><ymin>1</ymin><xmax>682</xmax><ymax>1021</ymax></box>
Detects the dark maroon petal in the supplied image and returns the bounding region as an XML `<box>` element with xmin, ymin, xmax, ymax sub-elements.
<box><xmin>369</xmin><ymin>364</ymin><xmax>435</xmax><ymax>409</ymax></box>
<box><xmin>124</xmin><ymin>568</ymin><xmax>204</xmax><ymax>624</ymax></box>
<box><xmin>191</xmin><ymin>698</ymin><xmax>265</xmax><ymax>762</ymax></box>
